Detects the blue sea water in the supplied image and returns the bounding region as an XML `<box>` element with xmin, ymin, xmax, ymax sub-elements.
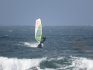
<box><xmin>0</xmin><ymin>26</ymin><xmax>93</xmax><ymax>70</ymax></box>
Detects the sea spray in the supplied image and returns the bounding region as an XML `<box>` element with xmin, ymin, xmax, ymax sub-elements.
<box><xmin>0</xmin><ymin>56</ymin><xmax>93</xmax><ymax>70</ymax></box>
<box><xmin>0</xmin><ymin>57</ymin><xmax>46</xmax><ymax>70</ymax></box>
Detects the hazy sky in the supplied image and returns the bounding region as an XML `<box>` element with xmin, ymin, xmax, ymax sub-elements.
<box><xmin>0</xmin><ymin>0</ymin><xmax>93</xmax><ymax>26</ymax></box>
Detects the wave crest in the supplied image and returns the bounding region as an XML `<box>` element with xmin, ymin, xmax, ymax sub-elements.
<box><xmin>0</xmin><ymin>56</ymin><xmax>93</xmax><ymax>70</ymax></box>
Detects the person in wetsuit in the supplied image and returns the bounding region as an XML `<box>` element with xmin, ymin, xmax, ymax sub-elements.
<box><xmin>37</xmin><ymin>36</ymin><xmax>46</xmax><ymax>48</ymax></box>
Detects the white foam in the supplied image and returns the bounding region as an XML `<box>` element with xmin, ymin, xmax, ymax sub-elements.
<box><xmin>58</xmin><ymin>57</ymin><xmax>93</xmax><ymax>70</ymax></box>
<box><xmin>44</xmin><ymin>56</ymin><xmax>93</xmax><ymax>70</ymax></box>
<box><xmin>24</xmin><ymin>42</ymin><xmax>39</xmax><ymax>48</ymax></box>
<box><xmin>0</xmin><ymin>56</ymin><xmax>93</xmax><ymax>70</ymax></box>
<box><xmin>0</xmin><ymin>57</ymin><xmax>45</xmax><ymax>70</ymax></box>
<box><xmin>72</xmin><ymin>57</ymin><xmax>93</xmax><ymax>70</ymax></box>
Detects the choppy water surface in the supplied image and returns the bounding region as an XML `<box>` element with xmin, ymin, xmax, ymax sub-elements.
<box><xmin>0</xmin><ymin>26</ymin><xmax>93</xmax><ymax>70</ymax></box>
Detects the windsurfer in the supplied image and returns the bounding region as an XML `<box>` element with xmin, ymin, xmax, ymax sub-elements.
<box><xmin>37</xmin><ymin>36</ymin><xmax>46</xmax><ymax>48</ymax></box>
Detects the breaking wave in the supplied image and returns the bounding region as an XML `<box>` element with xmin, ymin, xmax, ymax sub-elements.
<box><xmin>0</xmin><ymin>57</ymin><xmax>45</xmax><ymax>70</ymax></box>
<box><xmin>0</xmin><ymin>56</ymin><xmax>93</xmax><ymax>70</ymax></box>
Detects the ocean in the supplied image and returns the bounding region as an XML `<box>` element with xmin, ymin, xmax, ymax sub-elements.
<box><xmin>0</xmin><ymin>26</ymin><xmax>93</xmax><ymax>70</ymax></box>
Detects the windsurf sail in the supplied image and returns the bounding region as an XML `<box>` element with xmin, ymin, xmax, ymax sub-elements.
<box><xmin>35</xmin><ymin>18</ymin><xmax>42</xmax><ymax>43</ymax></box>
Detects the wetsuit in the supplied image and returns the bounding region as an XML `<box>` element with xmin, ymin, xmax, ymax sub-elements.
<box><xmin>37</xmin><ymin>36</ymin><xmax>46</xmax><ymax>48</ymax></box>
